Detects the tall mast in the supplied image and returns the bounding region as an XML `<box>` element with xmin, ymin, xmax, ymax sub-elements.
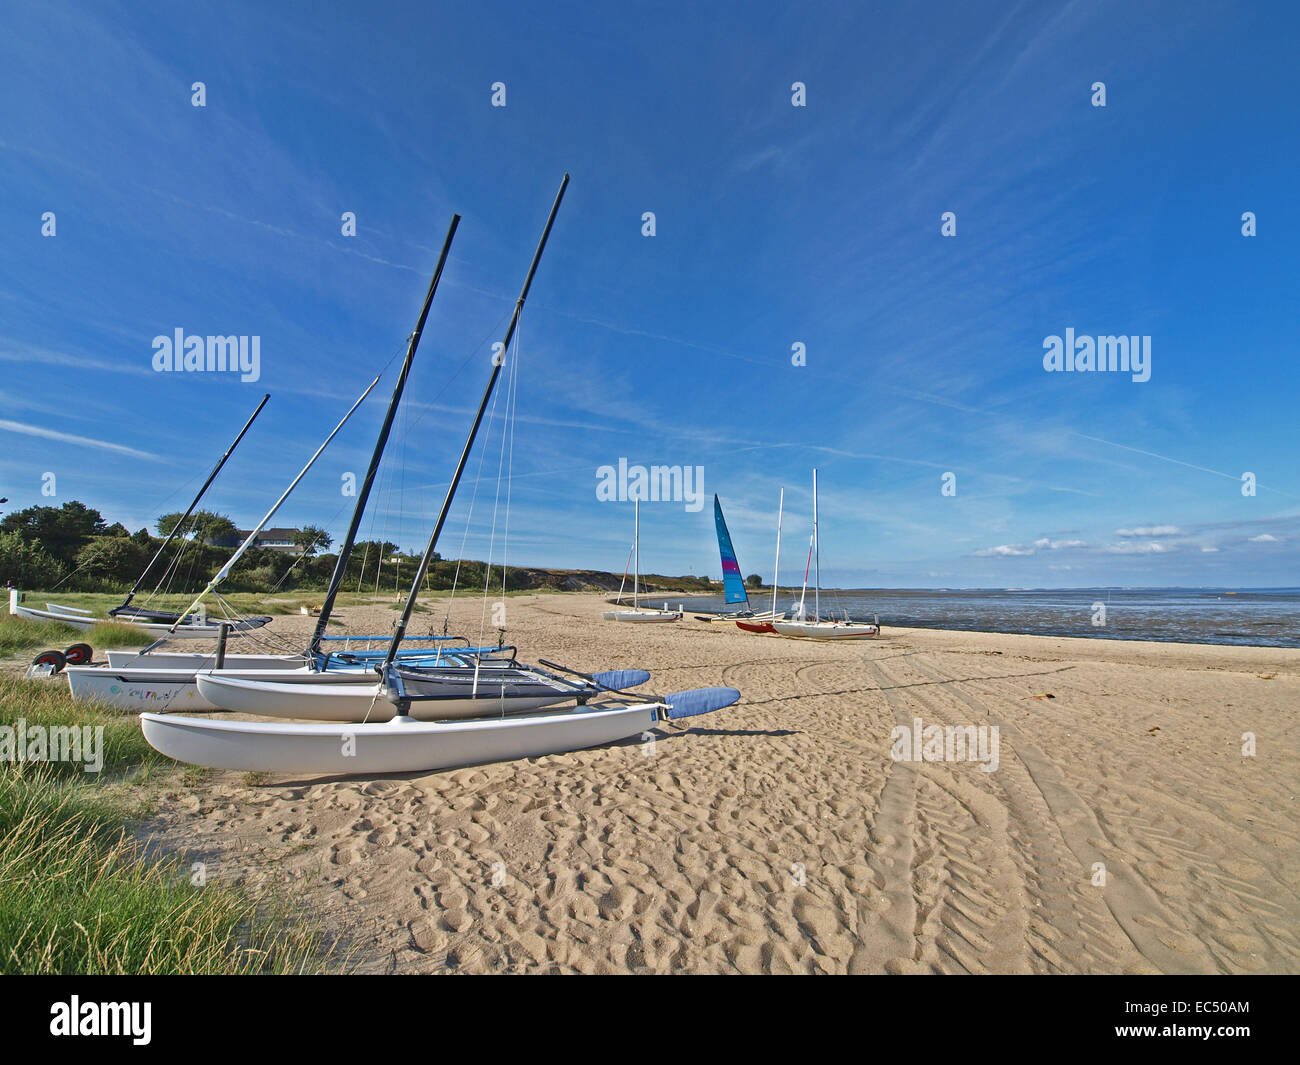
<box><xmin>382</xmin><ymin>175</ymin><xmax>569</xmax><ymax>670</ymax></box>
<box><xmin>797</xmin><ymin>533</ymin><xmax>811</xmax><ymax>619</ymax></box>
<box><xmin>771</xmin><ymin>487</ymin><xmax>783</xmax><ymax>619</ymax></box>
<box><xmin>169</xmin><ymin>375</ymin><xmax>380</xmax><ymax>630</ymax></box>
<box><xmin>308</xmin><ymin>215</ymin><xmax>461</xmax><ymax>659</ymax></box>
<box><xmin>813</xmin><ymin>468</ymin><xmax>820</xmax><ymax>622</ymax></box>
<box><xmin>633</xmin><ymin>498</ymin><xmax>640</xmax><ymax>610</ymax></box>
<box><xmin>115</xmin><ymin>393</ymin><xmax>269</xmax><ymax>614</ymax></box>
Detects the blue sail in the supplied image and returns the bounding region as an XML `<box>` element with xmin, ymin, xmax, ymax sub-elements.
<box><xmin>713</xmin><ymin>495</ymin><xmax>750</xmax><ymax>606</ymax></box>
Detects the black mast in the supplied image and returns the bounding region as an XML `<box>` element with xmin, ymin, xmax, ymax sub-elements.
<box><xmin>382</xmin><ymin>175</ymin><xmax>569</xmax><ymax>671</ymax></box>
<box><xmin>113</xmin><ymin>393</ymin><xmax>269</xmax><ymax>615</ymax></box>
<box><xmin>307</xmin><ymin>214</ymin><xmax>461</xmax><ymax>659</ymax></box>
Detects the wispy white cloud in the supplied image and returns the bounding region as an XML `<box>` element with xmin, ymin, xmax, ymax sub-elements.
<box><xmin>973</xmin><ymin>543</ymin><xmax>1035</xmax><ymax>557</ymax></box>
<box><xmin>1105</xmin><ymin>541</ymin><xmax>1169</xmax><ymax>555</ymax></box>
<box><xmin>1115</xmin><ymin>525</ymin><xmax>1180</xmax><ymax>537</ymax></box>
<box><xmin>0</xmin><ymin>419</ymin><xmax>162</xmax><ymax>461</ymax></box>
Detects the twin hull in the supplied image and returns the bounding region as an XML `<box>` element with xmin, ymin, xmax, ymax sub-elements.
<box><xmin>140</xmin><ymin>703</ymin><xmax>660</xmax><ymax>775</ymax></box>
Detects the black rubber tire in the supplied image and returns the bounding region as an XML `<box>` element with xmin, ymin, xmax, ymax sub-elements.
<box><xmin>32</xmin><ymin>649</ymin><xmax>67</xmax><ymax>673</ymax></box>
<box><xmin>64</xmin><ymin>643</ymin><xmax>93</xmax><ymax>665</ymax></box>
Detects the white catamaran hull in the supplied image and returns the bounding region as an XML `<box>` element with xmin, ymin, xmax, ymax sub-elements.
<box><xmin>194</xmin><ymin>672</ymin><xmax>576</xmax><ymax>722</ymax></box>
<box><xmin>104</xmin><ymin>651</ymin><xmax>307</xmax><ymax>670</ymax></box>
<box><xmin>140</xmin><ymin>703</ymin><xmax>660</xmax><ymax>775</ymax></box>
<box><xmin>65</xmin><ymin>665</ymin><xmax>371</xmax><ymax>713</ymax></box>
<box><xmin>771</xmin><ymin>621</ymin><xmax>879</xmax><ymax>640</ymax></box>
<box><xmin>602</xmin><ymin>610</ymin><xmax>682</xmax><ymax>623</ymax></box>
<box><xmin>64</xmin><ymin>667</ymin><xmax>221</xmax><ymax>712</ymax></box>
<box><xmin>10</xmin><ymin>602</ymin><xmax>254</xmax><ymax>640</ymax></box>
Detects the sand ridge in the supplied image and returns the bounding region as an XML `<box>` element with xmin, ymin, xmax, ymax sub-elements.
<box><xmin>140</xmin><ymin>593</ymin><xmax>1300</xmax><ymax>973</ymax></box>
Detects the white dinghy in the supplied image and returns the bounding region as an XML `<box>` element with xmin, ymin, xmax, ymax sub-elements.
<box><xmin>602</xmin><ymin>500</ymin><xmax>683</xmax><ymax>623</ymax></box>
<box><xmin>770</xmin><ymin>469</ymin><xmax>878</xmax><ymax>641</ymax></box>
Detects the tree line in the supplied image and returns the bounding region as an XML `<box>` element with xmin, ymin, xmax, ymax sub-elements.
<box><xmin>0</xmin><ymin>500</ymin><xmax>469</xmax><ymax>595</ymax></box>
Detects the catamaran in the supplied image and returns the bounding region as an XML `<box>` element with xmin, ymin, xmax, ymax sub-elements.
<box><xmin>602</xmin><ymin>499</ymin><xmax>682</xmax><ymax>622</ymax></box>
<box><xmin>770</xmin><ymin>469</ymin><xmax>878</xmax><ymax>640</ymax></box>
<box><xmin>694</xmin><ymin>494</ymin><xmax>782</xmax><ymax>625</ymax></box>
<box><xmin>10</xmin><ymin>396</ymin><xmax>275</xmax><ymax>639</ymax></box>
<box><xmin>64</xmin><ymin>218</ymin><xmax>508</xmax><ymax>711</ymax></box>
<box><xmin>140</xmin><ymin>176</ymin><xmax>743</xmax><ymax>774</ymax></box>
<box><xmin>735</xmin><ymin>487</ymin><xmax>788</xmax><ymax>634</ymax></box>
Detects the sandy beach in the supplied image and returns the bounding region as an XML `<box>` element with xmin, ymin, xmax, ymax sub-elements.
<box><xmin>140</xmin><ymin>592</ymin><xmax>1300</xmax><ymax>974</ymax></box>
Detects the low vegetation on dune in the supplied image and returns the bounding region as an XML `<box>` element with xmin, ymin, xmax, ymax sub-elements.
<box><xmin>0</xmin><ymin>674</ymin><xmax>328</xmax><ymax>973</ymax></box>
<box><xmin>0</xmin><ymin>616</ymin><xmax>151</xmax><ymax>659</ymax></box>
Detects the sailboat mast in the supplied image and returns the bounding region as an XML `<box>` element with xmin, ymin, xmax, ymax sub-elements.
<box><xmin>308</xmin><ymin>214</ymin><xmax>461</xmax><ymax>658</ymax></box>
<box><xmin>633</xmin><ymin>498</ymin><xmax>639</xmax><ymax>610</ymax></box>
<box><xmin>382</xmin><ymin>175</ymin><xmax>569</xmax><ymax>671</ymax></box>
<box><xmin>772</xmin><ymin>487</ymin><xmax>783</xmax><ymax>619</ymax></box>
<box><xmin>813</xmin><ymin>468</ymin><xmax>820</xmax><ymax>622</ymax></box>
<box><xmin>168</xmin><ymin>375</ymin><xmax>381</xmax><ymax>631</ymax></box>
<box><xmin>117</xmin><ymin>393</ymin><xmax>269</xmax><ymax>613</ymax></box>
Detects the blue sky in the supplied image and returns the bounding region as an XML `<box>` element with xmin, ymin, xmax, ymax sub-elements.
<box><xmin>1</xmin><ymin>0</ymin><xmax>1296</xmax><ymax>588</ymax></box>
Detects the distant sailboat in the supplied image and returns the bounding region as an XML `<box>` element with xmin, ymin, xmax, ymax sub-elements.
<box><xmin>603</xmin><ymin>499</ymin><xmax>682</xmax><ymax>622</ymax></box>
<box><xmin>735</xmin><ymin>487</ymin><xmax>786</xmax><ymax>634</ymax></box>
<box><xmin>697</xmin><ymin>494</ymin><xmax>781</xmax><ymax>625</ymax></box>
<box><xmin>771</xmin><ymin>469</ymin><xmax>878</xmax><ymax>640</ymax></box>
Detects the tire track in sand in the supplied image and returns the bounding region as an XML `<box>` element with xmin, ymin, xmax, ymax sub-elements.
<box><xmin>847</xmin><ymin>657</ymin><xmax>920</xmax><ymax>973</ymax></box>
<box><xmin>904</xmin><ymin>654</ymin><xmax>1219</xmax><ymax>974</ymax></box>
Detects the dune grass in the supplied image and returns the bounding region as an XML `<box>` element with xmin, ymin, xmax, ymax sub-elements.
<box><xmin>0</xmin><ymin>675</ymin><xmax>329</xmax><ymax>973</ymax></box>
<box><xmin>0</xmin><ymin>615</ymin><xmax>152</xmax><ymax>659</ymax></box>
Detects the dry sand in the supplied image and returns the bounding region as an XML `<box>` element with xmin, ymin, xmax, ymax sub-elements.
<box><xmin>141</xmin><ymin>593</ymin><xmax>1300</xmax><ymax>974</ymax></box>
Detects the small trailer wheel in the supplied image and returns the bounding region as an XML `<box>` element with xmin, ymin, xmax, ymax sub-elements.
<box><xmin>64</xmin><ymin>643</ymin><xmax>94</xmax><ymax>665</ymax></box>
<box><xmin>32</xmin><ymin>649</ymin><xmax>67</xmax><ymax>673</ymax></box>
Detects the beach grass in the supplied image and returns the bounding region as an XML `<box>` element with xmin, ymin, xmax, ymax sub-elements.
<box><xmin>0</xmin><ymin>674</ymin><xmax>328</xmax><ymax>973</ymax></box>
<box><xmin>0</xmin><ymin>615</ymin><xmax>154</xmax><ymax>658</ymax></box>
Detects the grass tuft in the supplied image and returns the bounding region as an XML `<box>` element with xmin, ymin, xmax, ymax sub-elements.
<box><xmin>0</xmin><ymin>675</ymin><xmax>329</xmax><ymax>973</ymax></box>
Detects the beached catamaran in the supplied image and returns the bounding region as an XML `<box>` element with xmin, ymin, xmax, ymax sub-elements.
<box><xmin>9</xmin><ymin>396</ymin><xmax>276</xmax><ymax>639</ymax></box>
<box><xmin>142</xmin><ymin>176</ymin><xmax>741</xmax><ymax>773</ymax></box>
<box><xmin>771</xmin><ymin>469</ymin><xmax>878</xmax><ymax>640</ymax></box>
<box><xmin>64</xmin><ymin>217</ymin><xmax>509</xmax><ymax>711</ymax></box>
<box><xmin>696</xmin><ymin>494</ymin><xmax>782</xmax><ymax>625</ymax></box>
<box><xmin>736</xmin><ymin>487</ymin><xmax>788</xmax><ymax>634</ymax></box>
<box><xmin>603</xmin><ymin>499</ymin><xmax>682</xmax><ymax>622</ymax></box>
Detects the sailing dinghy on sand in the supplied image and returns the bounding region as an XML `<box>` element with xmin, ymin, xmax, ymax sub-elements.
<box><xmin>602</xmin><ymin>500</ymin><xmax>682</xmax><ymax>622</ymax></box>
<box><xmin>735</xmin><ymin>487</ymin><xmax>788</xmax><ymax>634</ymax></box>
<box><xmin>10</xmin><ymin>396</ymin><xmax>276</xmax><ymax>639</ymax></box>
<box><xmin>140</xmin><ymin>176</ymin><xmax>742</xmax><ymax>775</ymax></box>
<box><xmin>694</xmin><ymin>495</ymin><xmax>781</xmax><ymax>625</ymax></box>
<box><xmin>770</xmin><ymin>469</ymin><xmax>878</xmax><ymax>640</ymax></box>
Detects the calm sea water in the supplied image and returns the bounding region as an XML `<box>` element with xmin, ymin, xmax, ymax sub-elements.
<box><xmin>676</xmin><ymin>588</ymin><xmax>1300</xmax><ymax>648</ymax></box>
